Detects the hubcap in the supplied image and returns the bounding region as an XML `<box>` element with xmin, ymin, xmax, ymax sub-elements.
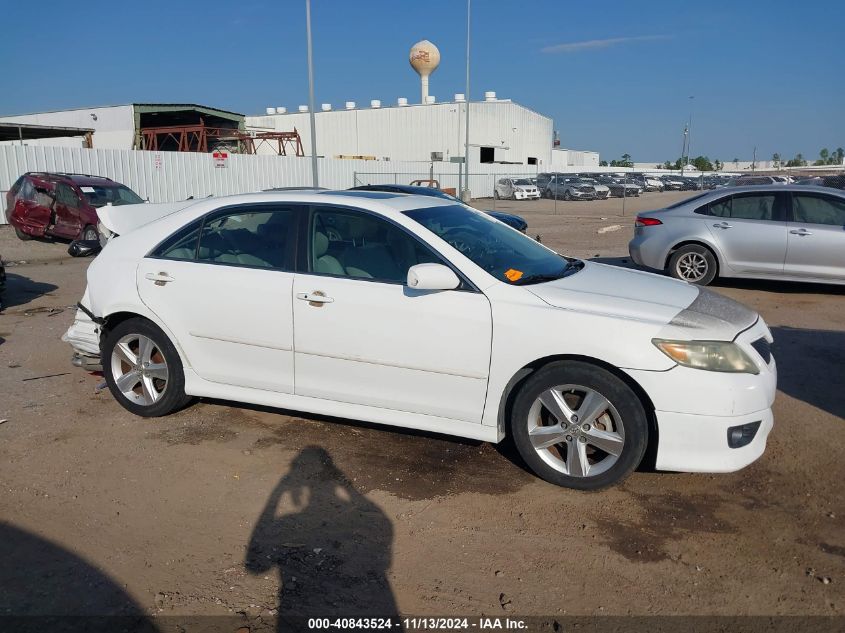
<box><xmin>676</xmin><ymin>252</ymin><xmax>708</xmax><ymax>282</ymax></box>
<box><xmin>527</xmin><ymin>384</ymin><xmax>625</xmax><ymax>478</ymax></box>
<box><xmin>110</xmin><ymin>334</ymin><xmax>169</xmax><ymax>406</ymax></box>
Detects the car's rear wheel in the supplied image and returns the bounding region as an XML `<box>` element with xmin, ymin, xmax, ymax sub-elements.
<box><xmin>102</xmin><ymin>317</ymin><xmax>192</xmax><ymax>417</ymax></box>
<box><xmin>81</xmin><ymin>225</ymin><xmax>98</xmax><ymax>242</ymax></box>
<box><xmin>14</xmin><ymin>227</ymin><xmax>31</xmax><ymax>241</ymax></box>
<box><xmin>510</xmin><ymin>361</ymin><xmax>648</xmax><ymax>490</ymax></box>
<box><xmin>668</xmin><ymin>244</ymin><xmax>717</xmax><ymax>285</ymax></box>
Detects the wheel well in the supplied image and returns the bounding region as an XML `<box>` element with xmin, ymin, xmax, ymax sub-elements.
<box><xmin>496</xmin><ymin>354</ymin><xmax>659</xmax><ymax>469</ymax></box>
<box><xmin>664</xmin><ymin>240</ymin><xmax>720</xmax><ymax>275</ymax></box>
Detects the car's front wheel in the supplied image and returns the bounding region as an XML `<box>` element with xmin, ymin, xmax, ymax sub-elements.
<box><xmin>102</xmin><ymin>317</ymin><xmax>192</xmax><ymax>417</ymax></box>
<box><xmin>510</xmin><ymin>361</ymin><xmax>648</xmax><ymax>490</ymax></box>
<box><xmin>14</xmin><ymin>227</ymin><xmax>31</xmax><ymax>241</ymax></box>
<box><xmin>668</xmin><ymin>244</ymin><xmax>717</xmax><ymax>285</ymax></box>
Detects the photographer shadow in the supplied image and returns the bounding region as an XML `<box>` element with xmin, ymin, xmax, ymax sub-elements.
<box><xmin>246</xmin><ymin>446</ymin><xmax>399</xmax><ymax>626</ymax></box>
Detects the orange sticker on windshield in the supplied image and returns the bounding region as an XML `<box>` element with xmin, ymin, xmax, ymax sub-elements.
<box><xmin>505</xmin><ymin>268</ymin><xmax>524</xmax><ymax>282</ymax></box>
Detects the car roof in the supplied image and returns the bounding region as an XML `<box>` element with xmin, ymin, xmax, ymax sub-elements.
<box><xmin>26</xmin><ymin>172</ymin><xmax>117</xmax><ymax>187</ymax></box>
<box><xmin>177</xmin><ymin>190</ymin><xmax>459</xmax><ymax>219</ymax></box>
<box><xmin>352</xmin><ymin>184</ymin><xmax>448</xmax><ymax>197</ymax></box>
<box><xmin>663</xmin><ymin>185</ymin><xmax>845</xmax><ymax>209</ymax></box>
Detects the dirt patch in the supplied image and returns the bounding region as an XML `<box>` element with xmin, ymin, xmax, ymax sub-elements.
<box><xmin>596</xmin><ymin>486</ymin><xmax>735</xmax><ymax>563</ymax></box>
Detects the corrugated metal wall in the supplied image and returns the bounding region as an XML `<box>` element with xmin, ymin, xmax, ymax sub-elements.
<box><xmin>0</xmin><ymin>145</ymin><xmax>552</xmax><ymax>224</ymax></box>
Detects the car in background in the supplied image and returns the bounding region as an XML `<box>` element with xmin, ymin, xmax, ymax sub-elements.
<box><xmin>545</xmin><ymin>176</ymin><xmax>597</xmax><ymax>200</ymax></box>
<box><xmin>629</xmin><ymin>185</ymin><xmax>845</xmax><ymax>286</ymax></box>
<box><xmin>575</xmin><ymin>176</ymin><xmax>610</xmax><ymax>199</ymax></box>
<box><xmin>680</xmin><ymin>177</ymin><xmax>704</xmax><ymax>191</ymax></box>
<box><xmin>349</xmin><ymin>184</ymin><xmax>527</xmax><ymax>232</ymax></box>
<box><xmin>659</xmin><ymin>175</ymin><xmax>685</xmax><ymax>191</ymax></box>
<box><xmin>494</xmin><ymin>178</ymin><xmax>541</xmax><ymax>201</ymax></box>
<box><xmin>6</xmin><ymin>172</ymin><xmax>144</xmax><ymax>244</ymax></box>
<box><xmin>64</xmin><ymin>190</ymin><xmax>776</xmax><ymax>490</ymax></box>
<box><xmin>596</xmin><ymin>175</ymin><xmax>641</xmax><ymax>197</ymax></box>
<box><xmin>629</xmin><ymin>175</ymin><xmax>663</xmax><ymax>192</ymax></box>
<box><xmin>723</xmin><ymin>175</ymin><xmax>788</xmax><ymax>187</ymax></box>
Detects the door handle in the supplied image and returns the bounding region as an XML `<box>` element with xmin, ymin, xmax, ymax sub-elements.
<box><xmin>144</xmin><ymin>272</ymin><xmax>175</xmax><ymax>286</ymax></box>
<box><xmin>713</xmin><ymin>222</ymin><xmax>733</xmax><ymax>229</ymax></box>
<box><xmin>789</xmin><ymin>228</ymin><xmax>812</xmax><ymax>236</ymax></box>
<box><xmin>297</xmin><ymin>291</ymin><xmax>334</xmax><ymax>306</ymax></box>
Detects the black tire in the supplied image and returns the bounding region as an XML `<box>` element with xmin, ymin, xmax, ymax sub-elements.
<box><xmin>101</xmin><ymin>317</ymin><xmax>193</xmax><ymax>417</ymax></box>
<box><xmin>81</xmin><ymin>225</ymin><xmax>98</xmax><ymax>242</ymax></box>
<box><xmin>667</xmin><ymin>244</ymin><xmax>717</xmax><ymax>286</ymax></box>
<box><xmin>563</xmin><ymin>190</ymin><xmax>572</xmax><ymax>201</ymax></box>
<box><xmin>14</xmin><ymin>227</ymin><xmax>31</xmax><ymax>241</ymax></box>
<box><xmin>510</xmin><ymin>361</ymin><xmax>648</xmax><ymax>490</ymax></box>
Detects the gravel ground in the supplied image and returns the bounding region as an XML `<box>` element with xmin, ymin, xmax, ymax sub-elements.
<box><xmin>0</xmin><ymin>192</ymin><xmax>843</xmax><ymax>628</ymax></box>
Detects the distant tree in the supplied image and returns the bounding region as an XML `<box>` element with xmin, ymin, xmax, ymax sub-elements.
<box><xmin>785</xmin><ymin>153</ymin><xmax>807</xmax><ymax>167</ymax></box>
<box><xmin>662</xmin><ymin>160</ymin><xmax>673</xmax><ymax>170</ymax></box>
<box><xmin>619</xmin><ymin>153</ymin><xmax>633</xmax><ymax>167</ymax></box>
<box><xmin>599</xmin><ymin>160</ymin><xmax>608</xmax><ymax>166</ymax></box>
<box><xmin>691</xmin><ymin>155</ymin><xmax>714</xmax><ymax>171</ymax></box>
<box><xmin>835</xmin><ymin>147</ymin><xmax>845</xmax><ymax>165</ymax></box>
<box><xmin>820</xmin><ymin>148</ymin><xmax>830</xmax><ymax>163</ymax></box>
<box><xmin>714</xmin><ymin>159</ymin><xmax>722</xmax><ymax>171</ymax></box>
<box><xmin>772</xmin><ymin>153</ymin><xmax>781</xmax><ymax>168</ymax></box>
<box><xmin>732</xmin><ymin>157</ymin><xmax>739</xmax><ymax>167</ymax></box>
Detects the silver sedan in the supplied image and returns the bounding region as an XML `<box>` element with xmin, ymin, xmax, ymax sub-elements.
<box><xmin>628</xmin><ymin>185</ymin><xmax>845</xmax><ymax>286</ymax></box>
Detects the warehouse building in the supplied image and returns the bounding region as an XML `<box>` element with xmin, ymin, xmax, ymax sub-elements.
<box><xmin>247</xmin><ymin>93</ymin><xmax>598</xmax><ymax>168</ymax></box>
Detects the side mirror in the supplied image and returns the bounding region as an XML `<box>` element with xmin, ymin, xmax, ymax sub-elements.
<box><xmin>407</xmin><ymin>263</ymin><xmax>460</xmax><ymax>291</ymax></box>
<box><xmin>68</xmin><ymin>239</ymin><xmax>102</xmax><ymax>258</ymax></box>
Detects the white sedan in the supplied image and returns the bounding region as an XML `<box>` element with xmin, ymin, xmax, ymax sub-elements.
<box><xmin>494</xmin><ymin>178</ymin><xmax>541</xmax><ymax>200</ymax></box>
<box><xmin>65</xmin><ymin>191</ymin><xmax>776</xmax><ymax>490</ymax></box>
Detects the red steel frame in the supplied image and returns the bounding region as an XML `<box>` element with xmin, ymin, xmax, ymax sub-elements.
<box><xmin>140</xmin><ymin>122</ymin><xmax>304</xmax><ymax>156</ymax></box>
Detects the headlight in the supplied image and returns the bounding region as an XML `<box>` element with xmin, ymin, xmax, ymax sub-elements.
<box><xmin>514</xmin><ymin>187</ymin><xmax>524</xmax><ymax>192</ymax></box>
<box><xmin>652</xmin><ymin>339</ymin><xmax>759</xmax><ymax>374</ymax></box>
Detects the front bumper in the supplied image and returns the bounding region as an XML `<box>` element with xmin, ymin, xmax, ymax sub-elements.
<box><xmin>571</xmin><ymin>191</ymin><xmax>596</xmax><ymax>199</ymax></box>
<box><xmin>514</xmin><ymin>191</ymin><xmax>541</xmax><ymax>200</ymax></box>
<box><xmin>653</xmin><ymin>407</ymin><xmax>773</xmax><ymax>472</ymax></box>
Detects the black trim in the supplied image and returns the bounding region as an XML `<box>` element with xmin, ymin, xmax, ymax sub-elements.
<box><xmin>76</xmin><ymin>302</ymin><xmax>105</xmax><ymax>325</ymax></box>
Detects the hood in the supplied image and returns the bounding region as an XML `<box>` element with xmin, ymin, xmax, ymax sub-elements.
<box><xmin>526</xmin><ymin>261</ymin><xmax>758</xmax><ymax>339</ymax></box>
<box><xmin>98</xmin><ymin>200</ymin><xmax>196</xmax><ymax>237</ymax></box>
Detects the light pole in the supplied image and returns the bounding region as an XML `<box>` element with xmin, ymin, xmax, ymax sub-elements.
<box><xmin>462</xmin><ymin>0</ymin><xmax>471</xmax><ymax>201</ymax></box>
<box><xmin>684</xmin><ymin>95</ymin><xmax>694</xmax><ymax>173</ymax></box>
<box><xmin>305</xmin><ymin>0</ymin><xmax>319</xmax><ymax>187</ymax></box>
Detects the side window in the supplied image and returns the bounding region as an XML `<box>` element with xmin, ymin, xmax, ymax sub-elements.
<box><xmin>154</xmin><ymin>219</ymin><xmax>203</xmax><ymax>260</ymax></box>
<box><xmin>792</xmin><ymin>194</ymin><xmax>845</xmax><ymax>227</ymax></box>
<box><xmin>309</xmin><ymin>207</ymin><xmax>441</xmax><ymax>283</ymax></box>
<box><xmin>729</xmin><ymin>194</ymin><xmax>776</xmax><ymax>221</ymax></box>
<box><xmin>708</xmin><ymin>197</ymin><xmax>731</xmax><ymax>217</ymax></box>
<box><xmin>498</xmin><ymin>179</ymin><xmax>507</xmax><ymax>185</ymax></box>
<box><xmin>197</xmin><ymin>208</ymin><xmax>296</xmax><ymax>269</ymax></box>
<box><xmin>56</xmin><ymin>184</ymin><xmax>81</xmax><ymax>209</ymax></box>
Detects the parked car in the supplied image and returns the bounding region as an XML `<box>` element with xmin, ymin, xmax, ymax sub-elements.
<box><xmin>642</xmin><ymin>176</ymin><xmax>665</xmax><ymax>192</ymax></box>
<box><xmin>659</xmin><ymin>176</ymin><xmax>685</xmax><ymax>191</ymax></box>
<box><xmin>596</xmin><ymin>176</ymin><xmax>641</xmax><ymax>197</ymax></box>
<box><xmin>64</xmin><ymin>190</ymin><xmax>775</xmax><ymax>490</ymax></box>
<box><xmin>494</xmin><ymin>178</ymin><xmax>541</xmax><ymax>201</ymax></box>
<box><xmin>724</xmin><ymin>175</ymin><xmax>787</xmax><ymax>187</ymax></box>
<box><xmin>629</xmin><ymin>185</ymin><xmax>845</xmax><ymax>286</ymax></box>
<box><xmin>350</xmin><ymin>184</ymin><xmax>527</xmax><ymax>232</ymax></box>
<box><xmin>680</xmin><ymin>177</ymin><xmax>704</xmax><ymax>191</ymax></box>
<box><xmin>5</xmin><ymin>172</ymin><xmax>144</xmax><ymax>244</ymax></box>
<box><xmin>546</xmin><ymin>176</ymin><xmax>597</xmax><ymax>200</ymax></box>
<box><xmin>574</xmin><ymin>177</ymin><xmax>610</xmax><ymax>199</ymax></box>
<box><xmin>535</xmin><ymin>172</ymin><xmax>563</xmax><ymax>194</ymax></box>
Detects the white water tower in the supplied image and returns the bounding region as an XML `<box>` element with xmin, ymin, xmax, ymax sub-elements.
<box><xmin>409</xmin><ymin>40</ymin><xmax>441</xmax><ymax>104</ymax></box>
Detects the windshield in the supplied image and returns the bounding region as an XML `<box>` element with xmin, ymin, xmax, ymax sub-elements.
<box><xmin>405</xmin><ymin>204</ymin><xmax>577</xmax><ymax>285</ymax></box>
<box><xmin>513</xmin><ymin>179</ymin><xmax>532</xmax><ymax>185</ymax></box>
<box><xmin>80</xmin><ymin>185</ymin><xmax>144</xmax><ymax>207</ymax></box>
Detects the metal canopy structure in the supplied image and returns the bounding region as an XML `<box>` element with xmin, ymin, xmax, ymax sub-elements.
<box><xmin>0</xmin><ymin>122</ymin><xmax>94</xmax><ymax>146</ymax></box>
<box><xmin>140</xmin><ymin>123</ymin><xmax>304</xmax><ymax>156</ymax></box>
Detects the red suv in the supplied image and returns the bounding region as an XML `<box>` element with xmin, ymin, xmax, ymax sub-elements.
<box><xmin>5</xmin><ymin>172</ymin><xmax>144</xmax><ymax>242</ymax></box>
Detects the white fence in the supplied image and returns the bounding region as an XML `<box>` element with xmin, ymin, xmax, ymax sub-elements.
<box><xmin>1</xmin><ymin>145</ymin><xmax>592</xmax><ymax>223</ymax></box>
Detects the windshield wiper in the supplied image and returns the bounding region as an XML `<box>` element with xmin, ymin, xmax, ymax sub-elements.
<box><xmin>512</xmin><ymin>271</ymin><xmax>568</xmax><ymax>286</ymax></box>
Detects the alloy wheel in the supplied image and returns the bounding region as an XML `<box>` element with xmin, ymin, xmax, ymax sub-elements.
<box><xmin>110</xmin><ymin>333</ymin><xmax>169</xmax><ymax>406</ymax></box>
<box><xmin>526</xmin><ymin>384</ymin><xmax>625</xmax><ymax>477</ymax></box>
<box><xmin>675</xmin><ymin>252</ymin><xmax>709</xmax><ymax>282</ymax></box>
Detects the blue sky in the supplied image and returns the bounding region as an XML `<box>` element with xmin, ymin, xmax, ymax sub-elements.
<box><xmin>1</xmin><ymin>0</ymin><xmax>842</xmax><ymax>162</ymax></box>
